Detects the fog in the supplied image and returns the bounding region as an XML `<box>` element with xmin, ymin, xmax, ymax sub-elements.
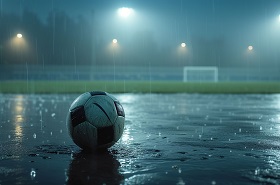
<box><xmin>0</xmin><ymin>0</ymin><xmax>280</xmax><ymax>80</ymax></box>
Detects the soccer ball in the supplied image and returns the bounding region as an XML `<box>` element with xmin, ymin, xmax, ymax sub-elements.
<box><xmin>66</xmin><ymin>91</ymin><xmax>125</xmax><ymax>151</ymax></box>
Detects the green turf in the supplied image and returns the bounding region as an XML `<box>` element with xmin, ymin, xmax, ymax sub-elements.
<box><xmin>1</xmin><ymin>80</ymin><xmax>280</xmax><ymax>94</ymax></box>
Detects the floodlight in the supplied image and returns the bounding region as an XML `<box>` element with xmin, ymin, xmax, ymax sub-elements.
<box><xmin>113</xmin><ymin>39</ymin><xmax>118</xmax><ymax>44</ymax></box>
<box><xmin>17</xmin><ymin>33</ymin><xmax>23</xmax><ymax>38</ymax></box>
<box><xmin>248</xmin><ymin>45</ymin><xmax>253</xmax><ymax>51</ymax></box>
<box><xmin>118</xmin><ymin>7</ymin><xmax>134</xmax><ymax>18</ymax></box>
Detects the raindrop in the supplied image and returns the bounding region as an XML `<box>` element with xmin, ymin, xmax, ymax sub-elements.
<box><xmin>51</xmin><ymin>113</ymin><xmax>55</xmax><ymax>117</ymax></box>
<box><xmin>8</xmin><ymin>135</ymin><xmax>11</xmax><ymax>139</ymax></box>
<box><xmin>255</xmin><ymin>167</ymin><xmax>260</xmax><ymax>175</ymax></box>
<box><xmin>239</xmin><ymin>128</ymin><xmax>242</xmax><ymax>133</ymax></box>
<box><xmin>260</xmin><ymin>126</ymin><xmax>263</xmax><ymax>131</ymax></box>
<box><xmin>60</xmin><ymin>129</ymin><xmax>63</xmax><ymax>133</ymax></box>
<box><xmin>40</xmin><ymin>110</ymin><xmax>43</xmax><ymax>130</ymax></box>
<box><xmin>30</xmin><ymin>168</ymin><xmax>36</xmax><ymax>179</ymax></box>
<box><xmin>211</xmin><ymin>181</ymin><xmax>217</xmax><ymax>185</ymax></box>
<box><xmin>178</xmin><ymin>168</ymin><xmax>182</xmax><ymax>173</ymax></box>
<box><xmin>50</xmin><ymin>132</ymin><xmax>53</xmax><ymax>136</ymax></box>
<box><xmin>33</xmin><ymin>133</ymin><xmax>36</xmax><ymax>139</ymax></box>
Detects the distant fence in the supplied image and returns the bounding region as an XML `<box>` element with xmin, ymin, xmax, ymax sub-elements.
<box><xmin>1</xmin><ymin>65</ymin><xmax>280</xmax><ymax>82</ymax></box>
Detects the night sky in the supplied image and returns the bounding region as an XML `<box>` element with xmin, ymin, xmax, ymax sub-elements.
<box><xmin>1</xmin><ymin>0</ymin><xmax>280</xmax><ymax>68</ymax></box>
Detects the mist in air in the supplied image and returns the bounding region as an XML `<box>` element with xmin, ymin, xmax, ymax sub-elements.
<box><xmin>1</xmin><ymin>0</ymin><xmax>280</xmax><ymax>81</ymax></box>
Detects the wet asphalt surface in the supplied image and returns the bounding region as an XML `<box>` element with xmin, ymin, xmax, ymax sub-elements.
<box><xmin>1</xmin><ymin>93</ymin><xmax>280</xmax><ymax>185</ymax></box>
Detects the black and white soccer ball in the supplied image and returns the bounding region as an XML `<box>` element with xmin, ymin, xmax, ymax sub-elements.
<box><xmin>66</xmin><ymin>91</ymin><xmax>125</xmax><ymax>151</ymax></box>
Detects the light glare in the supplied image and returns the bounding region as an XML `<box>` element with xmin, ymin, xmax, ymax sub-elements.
<box><xmin>181</xmin><ymin>43</ymin><xmax>186</xmax><ymax>48</ymax></box>
<box><xmin>113</xmin><ymin>39</ymin><xmax>118</xmax><ymax>44</ymax></box>
<box><xmin>118</xmin><ymin>7</ymin><xmax>133</xmax><ymax>18</ymax></box>
<box><xmin>248</xmin><ymin>45</ymin><xmax>253</xmax><ymax>51</ymax></box>
<box><xmin>17</xmin><ymin>33</ymin><xmax>22</xmax><ymax>38</ymax></box>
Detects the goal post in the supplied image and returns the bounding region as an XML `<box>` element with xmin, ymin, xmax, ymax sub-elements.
<box><xmin>183</xmin><ymin>66</ymin><xmax>218</xmax><ymax>82</ymax></box>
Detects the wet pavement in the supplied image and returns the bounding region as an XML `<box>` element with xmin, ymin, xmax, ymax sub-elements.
<box><xmin>1</xmin><ymin>93</ymin><xmax>280</xmax><ymax>184</ymax></box>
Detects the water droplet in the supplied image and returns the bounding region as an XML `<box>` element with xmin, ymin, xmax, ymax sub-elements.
<box><xmin>33</xmin><ymin>133</ymin><xmax>36</xmax><ymax>139</ymax></box>
<box><xmin>60</xmin><ymin>129</ymin><xmax>63</xmax><ymax>133</ymax></box>
<box><xmin>211</xmin><ymin>181</ymin><xmax>216</xmax><ymax>185</ymax></box>
<box><xmin>50</xmin><ymin>132</ymin><xmax>53</xmax><ymax>136</ymax></box>
<box><xmin>8</xmin><ymin>135</ymin><xmax>11</xmax><ymax>139</ymax></box>
<box><xmin>255</xmin><ymin>167</ymin><xmax>260</xmax><ymax>175</ymax></box>
<box><xmin>260</xmin><ymin>126</ymin><xmax>263</xmax><ymax>131</ymax></box>
<box><xmin>178</xmin><ymin>168</ymin><xmax>182</xmax><ymax>173</ymax></box>
<box><xmin>30</xmin><ymin>168</ymin><xmax>36</xmax><ymax>179</ymax></box>
<box><xmin>239</xmin><ymin>128</ymin><xmax>242</xmax><ymax>132</ymax></box>
<box><xmin>51</xmin><ymin>113</ymin><xmax>55</xmax><ymax>117</ymax></box>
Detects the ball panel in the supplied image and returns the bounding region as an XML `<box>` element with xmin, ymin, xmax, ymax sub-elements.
<box><xmin>90</xmin><ymin>91</ymin><xmax>106</xmax><ymax>96</ymax></box>
<box><xmin>84</xmin><ymin>101</ymin><xmax>111</xmax><ymax>128</ymax></box>
<box><xmin>113</xmin><ymin>117</ymin><xmax>125</xmax><ymax>141</ymax></box>
<box><xmin>114</xmin><ymin>101</ymin><xmax>125</xmax><ymax>117</ymax></box>
<box><xmin>70</xmin><ymin>105</ymin><xmax>86</xmax><ymax>128</ymax></box>
<box><xmin>97</xmin><ymin>125</ymin><xmax>114</xmax><ymax>145</ymax></box>
<box><xmin>69</xmin><ymin>92</ymin><xmax>91</xmax><ymax>110</ymax></box>
<box><xmin>66</xmin><ymin>111</ymin><xmax>73</xmax><ymax>138</ymax></box>
<box><xmin>84</xmin><ymin>95</ymin><xmax>117</xmax><ymax>127</ymax></box>
<box><xmin>72</xmin><ymin>121</ymin><xmax>97</xmax><ymax>150</ymax></box>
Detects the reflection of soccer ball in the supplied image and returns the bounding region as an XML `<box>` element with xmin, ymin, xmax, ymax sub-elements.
<box><xmin>66</xmin><ymin>91</ymin><xmax>125</xmax><ymax>151</ymax></box>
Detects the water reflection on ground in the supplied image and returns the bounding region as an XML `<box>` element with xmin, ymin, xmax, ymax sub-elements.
<box><xmin>0</xmin><ymin>93</ymin><xmax>280</xmax><ymax>184</ymax></box>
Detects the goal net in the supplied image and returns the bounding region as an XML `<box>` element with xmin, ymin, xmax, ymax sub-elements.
<box><xmin>183</xmin><ymin>66</ymin><xmax>218</xmax><ymax>82</ymax></box>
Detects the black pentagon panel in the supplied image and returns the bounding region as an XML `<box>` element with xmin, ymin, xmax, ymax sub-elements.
<box><xmin>97</xmin><ymin>125</ymin><xmax>114</xmax><ymax>145</ymax></box>
<box><xmin>114</xmin><ymin>101</ymin><xmax>125</xmax><ymax>117</ymax></box>
<box><xmin>70</xmin><ymin>106</ymin><xmax>86</xmax><ymax>128</ymax></box>
<box><xmin>90</xmin><ymin>91</ymin><xmax>106</xmax><ymax>96</ymax></box>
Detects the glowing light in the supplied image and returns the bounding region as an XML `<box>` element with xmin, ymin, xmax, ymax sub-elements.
<box><xmin>17</xmin><ymin>33</ymin><xmax>23</xmax><ymax>38</ymax></box>
<box><xmin>181</xmin><ymin>43</ymin><xmax>186</xmax><ymax>48</ymax></box>
<box><xmin>118</xmin><ymin>7</ymin><xmax>134</xmax><ymax>18</ymax></box>
<box><xmin>112</xmin><ymin>39</ymin><xmax>118</xmax><ymax>44</ymax></box>
<box><xmin>248</xmin><ymin>45</ymin><xmax>253</xmax><ymax>51</ymax></box>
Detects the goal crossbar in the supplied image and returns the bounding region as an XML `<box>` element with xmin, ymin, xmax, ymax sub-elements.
<box><xmin>183</xmin><ymin>66</ymin><xmax>218</xmax><ymax>82</ymax></box>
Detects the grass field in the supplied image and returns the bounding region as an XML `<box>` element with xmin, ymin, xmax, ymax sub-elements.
<box><xmin>1</xmin><ymin>80</ymin><xmax>280</xmax><ymax>94</ymax></box>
